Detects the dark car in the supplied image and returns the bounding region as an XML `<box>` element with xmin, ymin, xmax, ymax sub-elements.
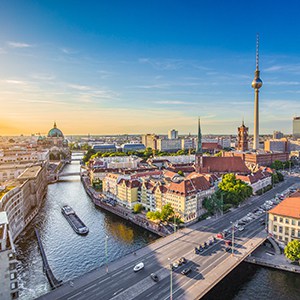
<box><xmin>179</xmin><ymin>257</ymin><xmax>187</xmax><ymax>264</ymax></box>
<box><xmin>181</xmin><ymin>268</ymin><xmax>192</xmax><ymax>275</ymax></box>
<box><xmin>150</xmin><ymin>273</ymin><xmax>159</xmax><ymax>282</ymax></box>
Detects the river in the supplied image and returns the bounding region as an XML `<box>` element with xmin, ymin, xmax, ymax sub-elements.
<box><xmin>15</xmin><ymin>158</ymin><xmax>300</xmax><ymax>299</ymax></box>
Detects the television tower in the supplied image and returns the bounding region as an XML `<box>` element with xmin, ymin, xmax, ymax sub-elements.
<box><xmin>251</xmin><ymin>34</ymin><xmax>263</xmax><ymax>150</ymax></box>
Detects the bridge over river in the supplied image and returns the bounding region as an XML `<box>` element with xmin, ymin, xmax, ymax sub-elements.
<box><xmin>37</xmin><ymin>178</ymin><xmax>299</xmax><ymax>300</ymax></box>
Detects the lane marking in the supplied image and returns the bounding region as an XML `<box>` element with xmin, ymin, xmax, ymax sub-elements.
<box><xmin>113</xmin><ymin>288</ymin><xmax>124</xmax><ymax>296</ymax></box>
<box><xmin>84</xmin><ymin>283</ymin><xmax>97</xmax><ymax>291</ymax></box>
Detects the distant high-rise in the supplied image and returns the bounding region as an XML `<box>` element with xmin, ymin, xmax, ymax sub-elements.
<box><xmin>168</xmin><ymin>129</ymin><xmax>178</xmax><ymax>140</ymax></box>
<box><xmin>273</xmin><ymin>131</ymin><xmax>284</xmax><ymax>139</ymax></box>
<box><xmin>293</xmin><ymin>117</ymin><xmax>300</xmax><ymax>139</ymax></box>
<box><xmin>237</xmin><ymin>120</ymin><xmax>249</xmax><ymax>151</ymax></box>
<box><xmin>251</xmin><ymin>34</ymin><xmax>263</xmax><ymax>150</ymax></box>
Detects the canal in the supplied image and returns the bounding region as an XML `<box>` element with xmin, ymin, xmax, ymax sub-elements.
<box><xmin>15</xmin><ymin>158</ymin><xmax>158</xmax><ymax>300</ymax></box>
<box><xmin>15</xmin><ymin>158</ymin><xmax>300</xmax><ymax>300</ymax></box>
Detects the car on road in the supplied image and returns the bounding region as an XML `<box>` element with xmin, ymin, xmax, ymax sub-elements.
<box><xmin>238</xmin><ymin>226</ymin><xmax>245</xmax><ymax>231</ymax></box>
<box><xmin>216</xmin><ymin>233</ymin><xmax>224</xmax><ymax>239</ymax></box>
<box><xmin>175</xmin><ymin>259</ymin><xmax>182</xmax><ymax>266</ymax></box>
<box><xmin>133</xmin><ymin>262</ymin><xmax>144</xmax><ymax>272</ymax></box>
<box><xmin>150</xmin><ymin>273</ymin><xmax>159</xmax><ymax>282</ymax></box>
<box><xmin>172</xmin><ymin>262</ymin><xmax>179</xmax><ymax>268</ymax></box>
<box><xmin>179</xmin><ymin>257</ymin><xmax>187</xmax><ymax>264</ymax></box>
<box><xmin>181</xmin><ymin>267</ymin><xmax>192</xmax><ymax>275</ymax></box>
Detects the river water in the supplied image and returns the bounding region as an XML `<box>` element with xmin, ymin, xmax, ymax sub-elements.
<box><xmin>15</xmin><ymin>158</ymin><xmax>300</xmax><ymax>299</ymax></box>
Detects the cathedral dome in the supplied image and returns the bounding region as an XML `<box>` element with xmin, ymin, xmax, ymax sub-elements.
<box><xmin>48</xmin><ymin>122</ymin><xmax>64</xmax><ymax>138</ymax></box>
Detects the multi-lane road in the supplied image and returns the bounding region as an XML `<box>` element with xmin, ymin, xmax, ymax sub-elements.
<box><xmin>38</xmin><ymin>177</ymin><xmax>299</xmax><ymax>300</ymax></box>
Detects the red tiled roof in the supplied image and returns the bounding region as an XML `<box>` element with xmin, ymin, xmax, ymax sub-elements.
<box><xmin>202</xmin><ymin>142</ymin><xmax>222</xmax><ymax>150</ymax></box>
<box><xmin>269</xmin><ymin>192</ymin><xmax>300</xmax><ymax>219</ymax></box>
<box><xmin>201</xmin><ymin>157</ymin><xmax>249</xmax><ymax>174</ymax></box>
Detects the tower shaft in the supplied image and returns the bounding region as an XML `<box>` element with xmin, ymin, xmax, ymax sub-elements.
<box><xmin>253</xmin><ymin>89</ymin><xmax>259</xmax><ymax>150</ymax></box>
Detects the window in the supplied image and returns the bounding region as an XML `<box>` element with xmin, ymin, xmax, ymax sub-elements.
<box><xmin>285</xmin><ymin>218</ymin><xmax>289</xmax><ymax>224</ymax></box>
<box><xmin>274</xmin><ymin>216</ymin><xmax>277</xmax><ymax>221</ymax></box>
<box><xmin>273</xmin><ymin>225</ymin><xmax>277</xmax><ymax>232</ymax></box>
<box><xmin>279</xmin><ymin>226</ymin><xmax>283</xmax><ymax>233</ymax></box>
<box><xmin>291</xmin><ymin>229</ymin><xmax>295</xmax><ymax>236</ymax></box>
<box><xmin>285</xmin><ymin>228</ymin><xmax>289</xmax><ymax>235</ymax></box>
<box><xmin>10</xmin><ymin>282</ymin><xmax>18</xmax><ymax>290</ymax></box>
<box><xmin>298</xmin><ymin>221</ymin><xmax>300</xmax><ymax>226</ymax></box>
<box><xmin>10</xmin><ymin>273</ymin><xmax>16</xmax><ymax>280</ymax></box>
<box><xmin>292</xmin><ymin>219</ymin><xmax>296</xmax><ymax>226</ymax></box>
<box><xmin>280</xmin><ymin>217</ymin><xmax>283</xmax><ymax>223</ymax></box>
<box><xmin>285</xmin><ymin>237</ymin><xmax>289</xmax><ymax>242</ymax></box>
<box><xmin>11</xmin><ymin>292</ymin><xmax>19</xmax><ymax>300</ymax></box>
<box><xmin>298</xmin><ymin>231</ymin><xmax>300</xmax><ymax>238</ymax></box>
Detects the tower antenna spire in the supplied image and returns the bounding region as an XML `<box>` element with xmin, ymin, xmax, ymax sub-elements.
<box><xmin>256</xmin><ymin>33</ymin><xmax>259</xmax><ymax>71</ymax></box>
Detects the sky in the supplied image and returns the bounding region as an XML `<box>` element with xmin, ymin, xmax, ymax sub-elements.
<box><xmin>1</xmin><ymin>0</ymin><xmax>300</xmax><ymax>136</ymax></box>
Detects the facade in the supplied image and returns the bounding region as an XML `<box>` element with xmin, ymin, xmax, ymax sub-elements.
<box><xmin>0</xmin><ymin>165</ymin><xmax>48</xmax><ymax>241</ymax></box>
<box><xmin>293</xmin><ymin>117</ymin><xmax>300</xmax><ymax>139</ymax></box>
<box><xmin>181</xmin><ymin>138</ymin><xmax>194</xmax><ymax>150</ymax></box>
<box><xmin>168</xmin><ymin>129</ymin><xmax>178</xmax><ymax>140</ymax></box>
<box><xmin>237</xmin><ymin>121</ymin><xmax>249</xmax><ymax>151</ymax></box>
<box><xmin>268</xmin><ymin>191</ymin><xmax>300</xmax><ymax>245</ymax></box>
<box><xmin>157</xmin><ymin>138</ymin><xmax>181</xmax><ymax>152</ymax></box>
<box><xmin>0</xmin><ymin>212</ymin><xmax>19</xmax><ymax>300</ymax></box>
<box><xmin>121</xmin><ymin>143</ymin><xmax>145</xmax><ymax>152</ymax></box>
<box><xmin>264</xmin><ymin>139</ymin><xmax>290</xmax><ymax>153</ymax></box>
<box><xmin>141</xmin><ymin>134</ymin><xmax>159</xmax><ymax>150</ymax></box>
<box><xmin>224</xmin><ymin>151</ymin><xmax>289</xmax><ymax>167</ymax></box>
<box><xmin>236</xmin><ymin>168</ymin><xmax>272</xmax><ymax>194</ymax></box>
<box><xmin>92</xmin><ymin>144</ymin><xmax>117</xmax><ymax>152</ymax></box>
<box><xmin>273</xmin><ymin>131</ymin><xmax>284</xmax><ymax>139</ymax></box>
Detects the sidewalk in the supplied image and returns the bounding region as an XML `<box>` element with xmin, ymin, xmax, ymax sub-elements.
<box><xmin>245</xmin><ymin>243</ymin><xmax>300</xmax><ymax>273</ymax></box>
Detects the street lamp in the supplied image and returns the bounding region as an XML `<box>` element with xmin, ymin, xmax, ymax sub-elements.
<box><xmin>168</xmin><ymin>258</ymin><xmax>173</xmax><ymax>300</ymax></box>
<box><xmin>105</xmin><ymin>235</ymin><xmax>109</xmax><ymax>273</ymax></box>
<box><xmin>230</xmin><ymin>221</ymin><xmax>235</xmax><ymax>256</ymax></box>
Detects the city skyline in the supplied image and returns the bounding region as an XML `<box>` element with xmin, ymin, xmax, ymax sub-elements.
<box><xmin>1</xmin><ymin>1</ymin><xmax>300</xmax><ymax>135</ymax></box>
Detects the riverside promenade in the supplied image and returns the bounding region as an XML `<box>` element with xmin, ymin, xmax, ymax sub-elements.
<box><xmin>245</xmin><ymin>243</ymin><xmax>300</xmax><ymax>274</ymax></box>
<box><xmin>80</xmin><ymin>175</ymin><xmax>168</xmax><ymax>237</ymax></box>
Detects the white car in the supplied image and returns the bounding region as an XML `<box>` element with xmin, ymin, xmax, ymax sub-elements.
<box><xmin>133</xmin><ymin>262</ymin><xmax>144</xmax><ymax>272</ymax></box>
<box><xmin>238</xmin><ymin>226</ymin><xmax>245</xmax><ymax>231</ymax></box>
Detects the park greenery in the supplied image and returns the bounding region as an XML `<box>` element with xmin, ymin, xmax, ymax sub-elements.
<box><xmin>284</xmin><ymin>240</ymin><xmax>300</xmax><ymax>263</ymax></box>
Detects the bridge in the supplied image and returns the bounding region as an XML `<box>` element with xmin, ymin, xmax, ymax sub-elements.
<box><xmin>37</xmin><ymin>178</ymin><xmax>299</xmax><ymax>300</ymax></box>
<box><xmin>35</xmin><ymin>228</ymin><xmax>62</xmax><ymax>289</ymax></box>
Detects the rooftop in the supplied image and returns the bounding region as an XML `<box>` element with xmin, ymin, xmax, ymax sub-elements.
<box><xmin>18</xmin><ymin>165</ymin><xmax>42</xmax><ymax>180</ymax></box>
<box><xmin>269</xmin><ymin>191</ymin><xmax>300</xmax><ymax>219</ymax></box>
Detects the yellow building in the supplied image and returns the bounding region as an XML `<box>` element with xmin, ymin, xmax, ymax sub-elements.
<box><xmin>117</xmin><ymin>178</ymin><xmax>140</xmax><ymax>208</ymax></box>
<box><xmin>268</xmin><ymin>191</ymin><xmax>300</xmax><ymax>245</ymax></box>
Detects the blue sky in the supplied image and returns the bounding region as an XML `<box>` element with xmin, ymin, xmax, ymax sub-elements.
<box><xmin>1</xmin><ymin>0</ymin><xmax>300</xmax><ymax>135</ymax></box>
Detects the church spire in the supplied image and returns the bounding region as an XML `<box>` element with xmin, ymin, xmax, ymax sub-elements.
<box><xmin>197</xmin><ymin>117</ymin><xmax>202</xmax><ymax>154</ymax></box>
<box><xmin>54</xmin><ymin>121</ymin><xmax>57</xmax><ymax>128</ymax></box>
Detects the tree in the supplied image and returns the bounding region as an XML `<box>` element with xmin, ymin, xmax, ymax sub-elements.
<box><xmin>177</xmin><ymin>170</ymin><xmax>184</xmax><ymax>176</ymax></box>
<box><xmin>284</xmin><ymin>240</ymin><xmax>300</xmax><ymax>262</ymax></box>
<box><xmin>277</xmin><ymin>171</ymin><xmax>284</xmax><ymax>182</ymax></box>
<box><xmin>160</xmin><ymin>203</ymin><xmax>174</xmax><ymax>221</ymax></box>
<box><xmin>270</xmin><ymin>160</ymin><xmax>284</xmax><ymax>170</ymax></box>
<box><xmin>133</xmin><ymin>203</ymin><xmax>143</xmax><ymax>213</ymax></box>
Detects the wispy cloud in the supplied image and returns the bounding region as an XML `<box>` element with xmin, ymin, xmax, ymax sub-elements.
<box><xmin>31</xmin><ymin>73</ymin><xmax>55</xmax><ymax>81</ymax></box>
<box><xmin>7</xmin><ymin>41</ymin><xmax>33</xmax><ymax>48</ymax></box>
<box><xmin>68</xmin><ymin>84</ymin><xmax>91</xmax><ymax>91</ymax></box>
<box><xmin>155</xmin><ymin>100</ymin><xmax>189</xmax><ymax>105</ymax></box>
<box><xmin>4</xmin><ymin>79</ymin><xmax>27</xmax><ymax>85</ymax></box>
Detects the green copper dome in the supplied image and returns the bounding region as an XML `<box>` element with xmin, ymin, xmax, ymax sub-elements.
<box><xmin>47</xmin><ymin>122</ymin><xmax>64</xmax><ymax>138</ymax></box>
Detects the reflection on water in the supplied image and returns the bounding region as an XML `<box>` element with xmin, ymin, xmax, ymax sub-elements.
<box><xmin>15</xmin><ymin>160</ymin><xmax>157</xmax><ymax>300</ymax></box>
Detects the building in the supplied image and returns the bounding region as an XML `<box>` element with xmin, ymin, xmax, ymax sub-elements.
<box><xmin>273</xmin><ymin>131</ymin><xmax>284</xmax><ymax>139</ymax></box>
<box><xmin>92</xmin><ymin>144</ymin><xmax>117</xmax><ymax>152</ymax></box>
<box><xmin>252</xmin><ymin>34</ymin><xmax>263</xmax><ymax>150</ymax></box>
<box><xmin>264</xmin><ymin>139</ymin><xmax>290</xmax><ymax>153</ymax></box>
<box><xmin>141</xmin><ymin>134</ymin><xmax>159</xmax><ymax>150</ymax></box>
<box><xmin>293</xmin><ymin>117</ymin><xmax>300</xmax><ymax>139</ymax></box>
<box><xmin>0</xmin><ymin>165</ymin><xmax>48</xmax><ymax>241</ymax></box>
<box><xmin>168</xmin><ymin>129</ymin><xmax>178</xmax><ymax>140</ymax></box>
<box><xmin>268</xmin><ymin>191</ymin><xmax>300</xmax><ymax>245</ymax></box>
<box><xmin>121</xmin><ymin>143</ymin><xmax>145</xmax><ymax>152</ymax></box>
<box><xmin>237</xmin><ymin>121</ymin><xmax>249</xmax><ymax>151</ymax></box>
<box><xmin>0</xmin><ymin>212</ymin><xmax>19</xmax><ymax>300</ymax></box>
<box><xmin>224</xmin><ymin>151</ymin><xmax>289</xmax><ymax>168</ymax></box>
<box><xmin>181</xmin><ymin>138</ymin><xmax>194</xmax><ymax>150</ymax></box>
<box><xmin>156</xmin><ymin>138</ymin><xmax>181</xmax><ymax>152</ymax></box>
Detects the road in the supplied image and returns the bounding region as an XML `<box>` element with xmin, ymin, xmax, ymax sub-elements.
<box><xmin>38</xmin><ymin>177</ymin><xmax>299</xmax><ymax>300</ymax></box>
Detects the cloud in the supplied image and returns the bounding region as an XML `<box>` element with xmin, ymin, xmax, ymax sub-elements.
<box><xmin>4</xmin><ymin>79</ymin><xmax>27</xmax><ymax>85</ymax></box>
<box><xmin>7</xmin><ymin>41</ymin><xmax>33</xmax><ymax>48</ymax></box>
<box><xmin>68</xmin><ymin>84</ymin><xmax>91</xmax><ymax>91</ymax></box>
<box><xmin>155</xmin><ymin>100</ymin><xmax>189</xmax><ymax>105</ymax></box>
<box><xmin>31</xmin><ymin>74</ymin><xmax>55</xmax><ymax>81</ymax></box>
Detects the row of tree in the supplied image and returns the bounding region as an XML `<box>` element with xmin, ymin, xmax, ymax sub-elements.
<box><xmin>270</xmin><ymin>160</ymin><xmax>293</xmax><ymax>171</ymax></box>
